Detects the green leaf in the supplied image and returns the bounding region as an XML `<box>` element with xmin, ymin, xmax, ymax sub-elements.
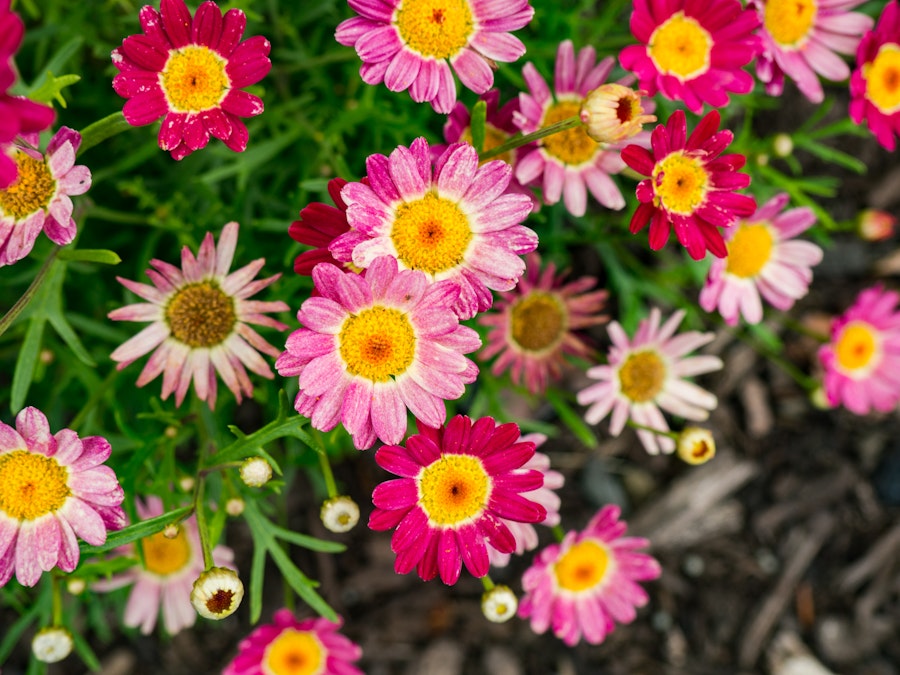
<box><xmin>0</xmin><ymin>601</ymin><xmax>42</xmax><ymax>663</ymax></box>
<box><xmin>27</xmin><ymin>72</ymin><xmax>80</xmax><ymax>107</ymax></box>
<box><xmin>48</xmin><ymin>313</ymin><xmax>95</xmax><ymax>367</ymax></box>
<box><xmin>79</xmin><ymin>506</ymin><xmax>193</xmax><ymax>556</ymax></box>
<box><xmin>11</xmin><ymin>317</ymin><xmax>45</xmax><ymax>413</ymax></box>
<box><xmin>205</xmin><ymin>414</ymin><xmax>308</xmax><ymax>466</ymax></box>
<box><xmin>267</xmin><ymin>541</ymin><xmax>336</xmax><ymax>621</ymax></box>
<box><xmin>56</xmin><ymin>248</ymin><xmax>122</xmax><ymax>265</ymax></box>
<box><xmin>249</xmin><ymin>537</ymin><xmax>267</xmax><ymax>624</ymax></box>
<box><xmin>269</xmin><ymin>524</ymin><xmax>346</xmax><ymax>553</ymax></box>
<box><xmin>69</xmin><ymin>628</ymin><xmax>101</xmax><ymax>671</ymax></box>
<box><xmin>470</xmin><ymin>99</ymin><xmax>487</xmax><ymax>154</ymax></box>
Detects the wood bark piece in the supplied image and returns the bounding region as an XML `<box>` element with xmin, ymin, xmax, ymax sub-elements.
<box><xmin>738</xmin><ymin>514</ymin><xmax>835</xmax><ymax>669</ymax></box>
<box><xmin>838</xmin><ymin>520</ymin><xmax>900</xmax><ymax>593</ymax></box>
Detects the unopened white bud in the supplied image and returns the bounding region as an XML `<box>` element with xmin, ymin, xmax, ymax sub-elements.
<box><xmin>481</xmin><ymin>585</ymin><xmax>518</xmax><ymax>623</ymax></box>
<box><xmin>190</xmin><ymin>567</ymin><xmax>244</xmax><ymax>620</ymax></box>
<box><xmin>32</xmin><ymin>627</ymin><xmax>74</xmax><ymax>663</ymax></box>
<box><xmin>225</xmin><ymin>497</ymin><xmax>246</xmax><ymax>517</ymax></box>
<box><xmin>240</xmin><ymin>457</ymin><xmax>272</xmax><ymax>487</ymax></box>
<box><xmin>320</xmin><ymin>496</ymin><xmax>360</xmax><ymax>533</ymax></box>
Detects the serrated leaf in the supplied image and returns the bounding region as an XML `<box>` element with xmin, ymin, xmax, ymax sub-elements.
<box><xmin>57</xmin><ymin>248</ymin><xmax>121</xmax><ymax>265</ymax></box>
<box><xmin>27</xmin><ymin>73</ymin><xmax>80</xmax><ymax>107</ymax></box>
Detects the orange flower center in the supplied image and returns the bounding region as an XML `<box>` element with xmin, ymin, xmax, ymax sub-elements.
<box><xmin>652</xmin><ymin>151</ymin><xmax>709</xmax><ymax>216</ymax></box>
<box><xmin>165</xmin><ymin>281</ymin><xmax>237</xmax><ymax>348</ymax></box>
<box><xmin>418</xmin><ymin>454</ymin><xmax>490</xmax><ymax>526</ymax></box>
<box><xmin>648</xmin><ymin>11</ymin><xmax>712</xmax><ymax>81</ymax></box>
<box><xmin>391</xmin><ymin>192</ymin><xmax>473</xmax><ymax>275</ymax></box>
<box><xmin>395</xmin><ymin>0</ymin><xmax>474</xmax><ymax>60</ymax></box>
<box><xmin>262</xmin><ymin>629</ymin><xmax>324</xmax><ymax>675</ymax></box>
<box><xmin>554</xmin><ymin>539</ymin><xmax>610</xmax><ymax>593</ymax></box>
<box><xmin>764</xmin><ymin>0</ymin><xmax>818</xmax><ymax>48</ymax></box>
<box><xmin>864</xmin><ymin>43</ymin><xmax>900</xmax><ymax>115</ymax></box>
<box><xmin>0</xmin><ymin>151</ymin><xmax>56</xmax><ymax>220</ymax></box>
<box><xmin>140</xmin><ymin>527</ymin><xmax>192</xmax><ymax>577</ymax></box>
<box><xmin>618</xmin><ymin>350</ymin><xmax>666</xmax><ymax>403</ymax></box>
<box><xmin>160</xmin><ymin>45</ymin><xmax>230</xmax><ymax>113</ymax></box>
<box><xmin>0</xmin><ymin>450</ymin><xmax>70</xmax><ymax>521</ymax></box>
<box><xmin>541</xmin><ymin>100</ymin><xmax>598</xmax><ymax>166</ymax></box>
<box><xmin>338</xmin><ymin>306</ymin><xmax>417</xmax><ymax>381</ymax></box>
<box><xmin>834</xmin><ymin>320</ymin><xmax>879</xmax><ymax>374</ymax></box>
<box><xmin>725</xmin><ymin>223</ymin><xmax>775</xmax><ymax>278</ymax></box>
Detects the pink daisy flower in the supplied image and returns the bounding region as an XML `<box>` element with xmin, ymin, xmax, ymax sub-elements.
<box><xmin>478</xmin><ymin>251</ymin><xmax>608</xmax><ymax>394</ymax></box>
<box><xmin>576</xmin><ymin>308</ymin><xmax>723</xmax><ymax>455</ymax></box>
<box><xmin>849</xmin><ymin>0</ymin><xmax>900</xmax><ymax>151</ymax></box>
<box><xmin>109</xmin><ymin>221</ymin><xmax>289</xmax><ymax>409</ymax></box>
<box><xmin>513</xmin><ymin>40</ymin><xmax>643</xmax><ymax>217</ymax></box>
<box><xmin>619</xmin><ymin>0</ymin><xmax>761</xmax><ymax>113</ymax></box>
<box><xmin>518</xmin><ymin>504</ymin><xmax>661</xmax><ymax>646</ymax></box>
<box><xmin>621</xmin><ymin>109</ymin><xmax>757</xmax><ymax>261</ymax></box>
<box><xmin>0</xmin><ymin>127</ymin><xmax>91</xmax><ymax>266</ymax></box>
<box><xmin>276</xmin><ymin>256</ymin><xmax>481</xmax><ymax>450</ymax></box>
<box><xmin>93</xmin><ymin>496</ymin><xmax>233</xmax><ymax>635</ymax></box>
<box><xmin>818</xmin><ymin>285</ymin><xmax>900</xmax><ymax>415</ymax></box>
<box><xmin>488</xmin><ymin>433</ymin><xmax>563</xmax><ymax>568</ymax></box>
<box><xmin>0</xmin><ymin>407</ymin><xmax>125</xmax><ymax>588</ymax></box>
<box><xmin>700</xmin><ymin>193</ymin><xmax>824</xmax><ymax>326</ymax></box>
<box><xmin>0</xmin><ymin>0</ymin><xmax>55</xmax><ymax>188</ymax></box>
<box><xmin>111</xmin><ymin>0</ymin><xmax>271</xmax><ymax>160</ymax></box>
<box><xmin>329</xmin><ymin>137</ymin><xmax>537</xmax><ymax>320</ymax></box>
<box><xmin>369</xmin><ymin>415</ymin><xmax>547</xmax><ymax>585</ymax></box>
<box><xmin>223</xmin><ymin>609</ymin><xmax>362</xmax><ymax>675</ymax></box>
<box><xmin>750</xmin><ymin>0</ymin><xmax>873</xmax><ymax>103</ymax></box>
<box><xmin>334</xmin><ymin>0</ymin><xmax>534</xmax><ymax>114</ymax></box>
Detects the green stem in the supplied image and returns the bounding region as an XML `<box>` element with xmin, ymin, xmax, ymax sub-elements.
<box><xmin>781</xmin><ymin>315</ymin><xmax>830</xmax><ymax>343</ymax></box>
<box><xmin>77</xmin><ymin>111</ymin><xmax>134</xmax><ymax>156</ymax></box>
<box><xmin>315</xmin><ymin>440</ymin><xmax>338</xmax><ymax>499</ymax></box>
<box><xmin>552</xmin><ymin>524</ymin><xmax>566</xmax><ymax>543</ymax></box>
<box><xmin>0</xmin><ymin>248</ymin><xmax>59</xmax><ymax>340</ymax></box>
<box><xmin>626</xmin><ymin>420</ymin><xmax>680</xmax><ymax>440</ymax></box>
<box><xmin>481</xmin><ymin>575</ymin><xmax>495</xmax><ymax>592</ymax></box>
<box><xmin>194</xmin><ymin>476</ymin><xmax>215</xmax><ymax>570</ymax></box>
<box><xmin>51</xmin><ymin>574</ymin><xmax>63</xmax><ymax>626</ymax></box>
<box><xmin>479</xmin><ymin>115</ymin><xmax>582</xmax><ymax>162</ymax></box>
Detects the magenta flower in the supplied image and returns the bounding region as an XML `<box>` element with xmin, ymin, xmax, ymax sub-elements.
<box><xmin>700</xmin><ymin>193</ymin><xmax>823</xmax><ymax>325</ymax></box>
<box><xmin>513</xmin><ymin>40</ymin><xmax>641</xmax><ymax>217</ymax></box>
<box><xmin>0</xmin><ymin>407</ymin><xmax>126</xmax><ymax>588</ymax></box>
<box><xmin>369</xmin><ymin>415</ymin><xmax>547</xmax><ymax>585</ymax></box>
<box><xmin>93</xmin><ymin>496</ymin><xmax>233</xmax><ymax>635</ymax></box>
<box><xmin>223</xmin><ymin>609</ymin><xmax>363</xmax><ymax>675</ymax></box>
<box><xmin>488</xmin><ymin>433</ymin><xmax>564</xmax><ymax>568</ymax></box>
<box><xmin>276</xmin><ymin>256</ymin><xmax>481</xmax><ymax>450</ymax></box>
<box><xmin>620</xmin><ymin>0</ymin><xmax>761</xmax><ymax>113</ymax></box>
<box><xmin>479</xmin><ymin>252</ymin><xmax>608</xmax><ymax>394</ymax></box>
<box><xmin>335</xmin><ymin>0</ymin><xmax>534</xmax><ymax>114</ymax></box>
<box><xmin>819</xmin><ymin>285</ymin><xmax>900</xmax><ymax>415</ymax></box>
<box><xmin>329</xmin><ymin>137</ymin><xmax>537</xmax><ymax>320</ymax></box>
<box><xmin>111</xmin><ymin>0</ymin><xmax>271</xmax><ymax>159</ymax></box>
<box><xmin>750</xmin><ymin>0</ymin><xmax>873</xmax><ymax>103</ymax></box>
<box><xmin>0</xmin><ymin>0</ymin><xmax>55</xmax><ymax>188</ymax></box>
<box><xmin>289</xmin><ymin>177</ymin><xmax>354</xmax><ymax>276</ymax></box>
<box><xmin>577</xmin><ymin>308</ymin><xmax>723</xmax><ymax>455</ymax></box>
<box><xmin>849</xmin><ymin>0</ymin><xmax>900</xmax><ymax>151</ymax></box>
<box><xmin>621</xmin><ymin>110</ymin><xmax>756</xmax><ymax>260</ymax></box>
<box><xmin>518</xmin><ymin>505</ymin><xmax>661</xmax><ymax>646</ymax></box>
<box><xmin>109</xmin><ymin>221</ymin><xmax>289</xmax><ymax>409</ymax></box>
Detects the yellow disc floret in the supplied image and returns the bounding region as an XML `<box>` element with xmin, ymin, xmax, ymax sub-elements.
<box><xmin>0</xmin><ymin>450</ymin><xmax>70</xmax><ymax>521</ymax></box>
<box><xmin>418</xmin><ymin>454</ymin><xmax>491</xmax><ymax>526</ymax></box>
<box><xmin>554</xmin><ymin>539</ymin><xmax>610</xmax><ymax>593</ymax></box>
<box><xmin>764</xmin><ymin>0</ymin><xmax>818</xmax><ymax>49</ymax></box>
<box><xmin>165</xmin><ymin>281</ymin><xmax>237</xmax><ymax>348</ymax></box>
<box><xmin>652</xmin><ymin>151</ymin><xmax>710</xmax><ymax>215</ymax></box>
<box><xmin>160</xmin><ymin>45</ymin><xmax>230</xmax><ymax>113</ymax></box>
<box><xmin>541</xmin><ymin>100</ymin><xmax>598</xmax><ymax>166</ymax></box>
<box><xmin>618</xmin><ymin>350</ymin><xmax>667</xmax><ymax>403</ymax></box>
<box><xmin>834</xmin><ymin>320</ymin><xmax>879</xmax><ymax>374</ymax></box>
<box><xmin>262</xmin><ymin>629</ymin><xmax>324</xmax><ymax>675</ymax></box>
<box><xmin>0</xmin><ymin>152</ymin><xmax>57</xmax><ymax>220</ymax></box>
<box><xmin>395</xmin><ymin>0</ymin><xmax>474</xmax><ymax>60</ymax></box>
<box><xmin>864</xmin><ymin>43</ymin><xmax>900</xmax><ymax>115</ymax></box>
<box><xmin>649</xmin><ymin>11</ymin><xmax>713</xmax><ymax>81</ymax></box>
<box><xmin>141</xmin><ymin>527</ymin><xmax>193</xmax><ymax>577</ymax></box>
<box><xmin>510</xmin><ymin>291</ymin><xmax>567</xmax><ymax>352</ymax></box>
<box><xmin>725</xmin><ymin>223</ymin><xmax>775</xmax><ymax>278</ymax></box>
<box><xmin>339</xmin><ymin>306</ymin><xmax>416</xmax><ymax>381</ymax></box>
<box><xmin>391</xmin><ymin>192</ymin><xmax>473</xmax><ymax>275</ymax></box>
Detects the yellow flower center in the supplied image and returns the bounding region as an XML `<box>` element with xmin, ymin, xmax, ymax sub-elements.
<box><xmin>554</xmin><ymin>539</ymin><xmax>610</xmax><ymax>593</ymax></box>
<box><xmin>165</xmin><ymin>281</ymin><xmax>237</xmax><ymax>348</ymax></box>
<box><xmin>418</xmin><ymin>454</ymin><xmax>490</xmax><ymax>526</ymax></box>
<box><xmin>0</xmin><ymin>450</ymin><xmax>70</xmax><ymax>521</ymax></box>
<box><xmin>338</xmin><ymin>306</ymin><xmax>416</xmax><ymax>381</ymax></box>
<box><xmin>160</xmin><ymin>45</ymin><xmax>230</xmax><ymax>113</ymax></box>
<box><xmin>391</xmin><ymin>192</ymin><xmax>473</xmax><ymax>275</ymax></box>
<box><xmin>764</xmin><ymin>0</ymin><xmax>818</xmax><ymax>48</ymax></box>
<box><xmin>541</xmin><ymin>100</ymin><xmax>598</xmax><ymax>166</ymax></box>
<box><xmin>648</xmin><ymin>11</ymin><xmax>712</xmax><ymax>81</ymax></box>
<box><xmin>725</xmin><ymin>223</ymin><xmax>775</xmax><ymax>278</ymax></box>
<box><xmin>834</xmin><ymin>320</ymin><xmax>879</xmax><ymax>374</ymax></box>
<box><xmin>652</xmin><ymin>151</ymin><xmax>709</xmax><ymax>215</ymax></box>
<box><xmin>864</xmin><ymin>43</ymin><xmax>900</xmax><ymax>115</ymax></box>
<box><xmin>140</xmin><ymin>527</ymin><xmax>192</xmax><ymax>577</ymax></box>
<box><xmin>462</xmin><ymin>123</ymin><xmax>513</xmax><ymax>166</ymax></box>
<box><xmin>0</xmin><ymin>151</ymin><xmax>57</xmax><ymax>220</ymax></box>
<box><xmin>510</xmin><ymin>291</ymin><xmax>567</xmax><ymax>353</ymax></box>
<box><xmin>395</xmin><ymin>0</ymin><xmax>474</xmax><ymax>60</ymax></box>
<box><xmin>618</xmin><ymin>350</ymin><xmax>667</xmax><ymax>403</ymax></box>
<box><xmin>262</xmin><ymin>629</ymin><xmax>324</xmax><ymax>675</ymax></box>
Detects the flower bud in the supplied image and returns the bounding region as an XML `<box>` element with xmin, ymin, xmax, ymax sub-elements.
<box><xmin>676</xmin><ymin>427</ymin><xmax>715</xmax><ymax>465</ymax></box>
<box><xmin>240</xmin><ymin>457</ymin><xmax>272</xmax><ymax>487</ymax></box>
<box><xmin>320</xmin><ymin>496</ymin><xmax>360</xmax><ymax>533</ymax></box>
<box><xmin>481</xmin><ymin>585</ymin><xmax>518</xmax><ymax>623</ymax></box>
<box><xmin>225</xmin><ymin>497</ymin><xmax>246</xmax><ymax>517</ymax></box>
<box><xmin>163</xmin><ymin>523</ymin><xmax>180</xmax><ymax>539</ymax></box>
<box><xmin>858</xmin><ymin>209</ymin><xmax>896</xmax><ymax>241</ymax></box>
<box><xmin>190</xmin><ymin>567</ymin><xmax>244</xmax><ymax>620</ymax></box>
<box><xmin>772</xmin><ymin>133</ymin><xmax>793</xmax><ymax>158</ymax></box>
<box><xmin>66</xmin><ymin>578</ymin><xmax>86</xmax><ymax>595</ymax></box>
<box><xmin>179</xmin><ymin>476</ymin><xmax>195</xmax><ymax>492</ymax></box>
<box><xmin>580</xmin><ymin>84</ymin><xmax>656</xmax><ymax>143</ymax></box>
<box><xmin>32</xmin><ymin>627</ymin><xmax>74</xmax><ymax>663</ymax></box>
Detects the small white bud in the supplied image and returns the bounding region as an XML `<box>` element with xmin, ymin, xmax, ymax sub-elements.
<box><xmin>772</xmin><ymin>133</ymin><xmax>793</xmax><ymax>158</ymax></box>
<box><xmin>190</xmin><ymin>567</ymin><xmax>244</xmax><ymax>621</ymax></box>
<box><xmin>320</xmin><ymin>496</ymin><xmax>360</xmax><ymax>533</ymax></box>
<box><xmin>163</xmin><ymin>523</ymin><xmax>180</xmax><ymax>539</ymax></box>
<box><xmin>225</xmin><ymin>497</ymin><xmax>246</xmax><ymax>517</ymax></box>
<box><xmin>32</xmin><ymin>627</ymin><xmax>74</xmax><ymax>663</ymax></box>
<box><xmin>178</xmin><ymin>476</ymin><xmax>195</xmax><ymax>492</ymax></box>
<box><xmin>481</xmin><ymin>585</ymin><xmax>518</xmax><ymax>623</ymax></box>
<box><xmin>66</xmin><ymin>578</ymin><xmax>86</xmax><ymax>595</ymax></box>
<box><xmin>240</xmin><ymin>457</ymin><xmax>272</xmax><ymax>487</ymax></box>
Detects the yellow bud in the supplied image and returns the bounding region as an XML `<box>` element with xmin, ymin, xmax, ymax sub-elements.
<box><xmin>676</xmin><ymin>427</ymin><xmax>715</xmax><ymax>465</ymax></box>
<box><xmin>580</xmin><ymin>84</ymin><xmax>656</xmax><ymax>144</ymax></box>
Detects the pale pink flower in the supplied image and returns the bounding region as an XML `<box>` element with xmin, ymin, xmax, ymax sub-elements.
<box><xmin>700</xmin><ymin>193</ymin><xmax>823</xmax><ymax>325</ymax></box>
<box><xmin>0</xmin><ymin>407</ymin><xmax>125</xmax><ymax>588</ymax></box>
<box><xmin>518</xmin><ymin>505</ymin><xmax>661</xmax><ymax>646</ymax></box>
<box><xmin>109</xmin><ymin>221</ymin><xmax>289</xmax><ymax>409</ymax></box>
